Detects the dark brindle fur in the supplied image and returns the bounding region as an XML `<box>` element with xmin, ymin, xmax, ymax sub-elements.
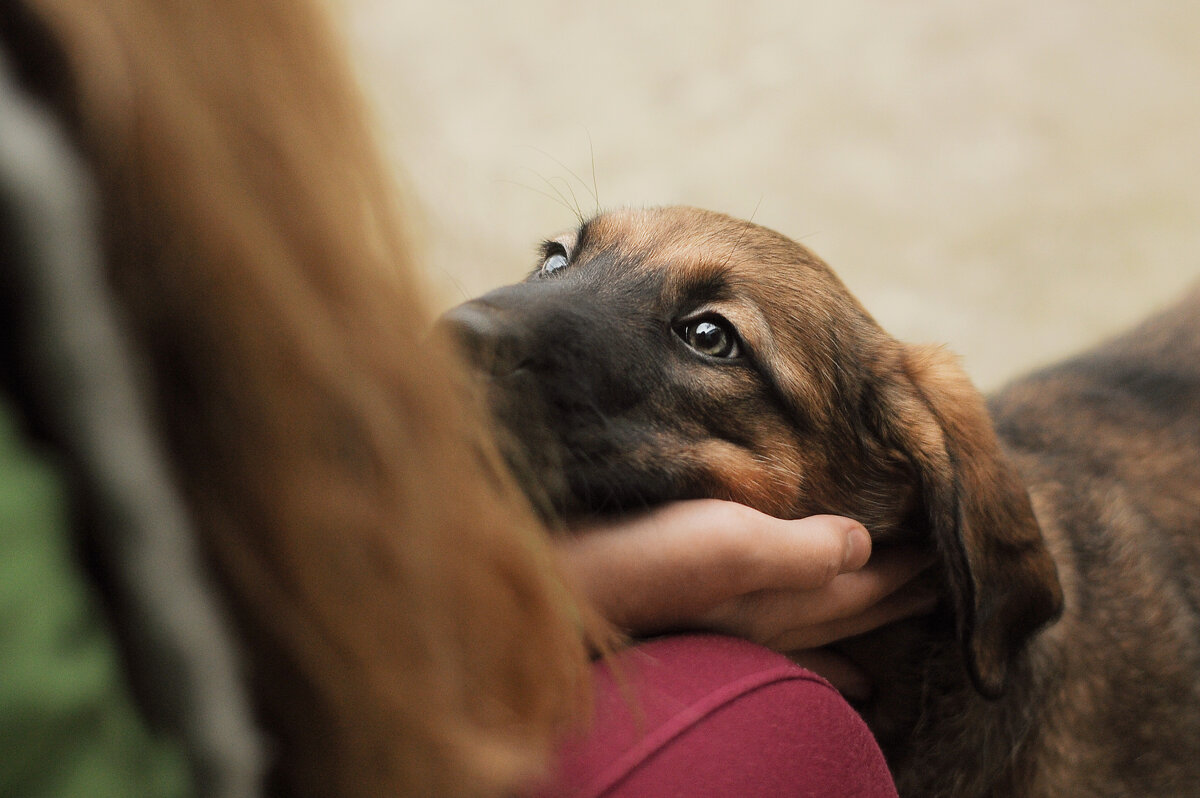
<box><xmin>440</xmin><ymin>206</ymin><xmax>1200</xmax><ymax>797</ymax></box>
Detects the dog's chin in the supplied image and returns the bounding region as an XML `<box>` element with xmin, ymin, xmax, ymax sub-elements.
<box><xmin>520</xmin><ymin>456</ymin><xmax>703</xmax><ymax>529</ymax></box>
<box><xmin>492</xmin><ymin>421</ymin><xmax>708</xmax><ymax>528</ymax></box>
<box><xmin>561</xmin><ymin>466</ymin><xmax>716</xmax><ymax>520</ymax></box>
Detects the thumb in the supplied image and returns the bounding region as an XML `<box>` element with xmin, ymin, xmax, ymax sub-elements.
<box><xmin>732</xmin><ymin>514</ymin><xmax>872</xmax><ymax>594</ymax></box>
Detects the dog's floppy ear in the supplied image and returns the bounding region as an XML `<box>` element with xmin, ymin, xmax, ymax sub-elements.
<box><xmin>874</xmin><ymin>345</ymin><xmax>1063</xmax><ymax>697</ymax></box>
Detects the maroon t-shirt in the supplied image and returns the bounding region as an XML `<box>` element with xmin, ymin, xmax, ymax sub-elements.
<box><xmin>528</xmin><ymin>635</ymin><xmax>898</xmax><ymax>797</ymax></box>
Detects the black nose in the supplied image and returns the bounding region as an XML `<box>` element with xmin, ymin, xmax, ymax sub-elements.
<box><xmin>436</xmin><ymin>299</ymin><xmax>528</xmax><ymax>377</ymax></box>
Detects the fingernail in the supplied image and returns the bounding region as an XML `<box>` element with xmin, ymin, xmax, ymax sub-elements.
<box><xmin>842</xmin><ymin>523</ymin><xmax>871</xmax><ymax>571</ymax></box>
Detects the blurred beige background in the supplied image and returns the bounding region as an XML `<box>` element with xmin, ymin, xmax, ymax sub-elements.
<box><xmin>345</xmin><ymin>0</ymin><xmax>1199</xmax><ymax>389</ymax></box>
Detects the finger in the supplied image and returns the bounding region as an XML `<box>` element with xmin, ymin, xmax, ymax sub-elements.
<box><xmin>557</xmin><ymin>503</ymin><xmax>763</xmax><ymax>631</ymax></box>
<box><xmin>794</xmin><ymin>544</ymin><xmax>936</xmax><ymax>623</ymax></box>
<box><xmin>698</xmin><ymin>545</ymin><xmax>933</xmax><ymax>644</ymax></box>
<box><xmin>576</xmin><ymin>502</ymin><xmax>872</xmax><ymax>591</ymax></box>
<box><xmin>559</xmin><ymin>502</ymin><xmax>872</xmax><ymax>631</ymax></box>
<box><xmin>764</xmin><ymin>580</ymin><xmax>939</xmax><ymax>651</ymax></box>
<box><xmin>620</xmin><ymin>503</ymin><xmax>873</xmax><ymax>590</ymax></box>
<box><xmin>734</xmin><ymin>512</ymin><xmax>874</xmax><ymax>592</ymax></box>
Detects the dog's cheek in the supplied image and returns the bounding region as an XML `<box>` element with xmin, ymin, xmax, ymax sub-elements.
<box><xmin>665</xmin><ymin>371</ymin><xmax>822</xmax><ymax>519</ymax></box>
<box><xmin>686</xmin><ymin>438</ymin><xmax>813</xmax><ymax>519</ymax></box>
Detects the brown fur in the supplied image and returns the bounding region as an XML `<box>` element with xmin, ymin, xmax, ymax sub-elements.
<box><xmin>444</xmin><ymin>206</ymin><xmax>1200</xmax><ymax>796</ymax></box>
<box><xmin>4</xmin><ymin>1</ymin><xmax>592</xmax><ymax>796</ymax></box>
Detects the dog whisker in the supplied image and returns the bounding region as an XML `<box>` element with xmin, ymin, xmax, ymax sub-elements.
<box><xmin>523</xmin><ymin>167</ymin><xmax>584</xmax><ymax>224</ymax></box>
<box><xmin>520</xmin><ymin>144</ymin><xmax>600</xmax><ymax>215</ymax></box>
<box><xmin>495</xmin><ymin>177</ymin><xmax>580</xmax><ymax>220</ymax></box>
<box><xmin>546</xmin><ymin>174</ymin><xmax>583</xmax><ymax>222</ymax></box>
<box><xmin>587</xmin><ymin>130</ymin><xmax>600</xmax><ymax>216</ymax></box>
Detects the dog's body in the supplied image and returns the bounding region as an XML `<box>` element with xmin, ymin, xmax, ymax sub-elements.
<box><xmin>442</xmin><ymin>206</ymin><xmax>1200</xmax><ymax>796</ymax></box>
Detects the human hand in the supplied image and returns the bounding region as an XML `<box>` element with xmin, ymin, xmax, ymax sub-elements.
<box><xmin>554</xmin><ymin>499</ymin><xmax>936</xmax><ymax>698</ymax></box>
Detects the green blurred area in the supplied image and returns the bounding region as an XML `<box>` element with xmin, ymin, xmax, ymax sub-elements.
<box><xmin>0</xmin><ymin>396</ymin><xmax>191</xmax><ymax>798</ymax></box>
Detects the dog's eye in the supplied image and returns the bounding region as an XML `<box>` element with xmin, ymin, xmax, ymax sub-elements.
<box><xmin>540</xmin><ymin>244</ymin><xmax>569</xmax><ymax>276</ymax></box>
<box><xmin>541</xmin><ymin>253</ymin><xmax>568</xmax><ymax>275</ymax></box>
<box><xmin>677</xmin><ymin>316</ymin><xmax>740</xmax><ymax>359</ymax></box>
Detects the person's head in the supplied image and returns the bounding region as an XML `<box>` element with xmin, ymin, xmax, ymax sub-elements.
<box><xmin>4</xmin><ymin>0</ymin><xmax>589</xmax><ymax>794</ymax></box>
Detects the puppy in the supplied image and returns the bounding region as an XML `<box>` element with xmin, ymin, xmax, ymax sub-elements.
<box><xmin>441</xmin><ymin>206</ymin><xmax>1200</xmax><ymax>797</ymax></box>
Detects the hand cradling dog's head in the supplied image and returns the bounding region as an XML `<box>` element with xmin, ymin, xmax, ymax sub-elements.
<box><xmin>439</xmin><ymin>206</ymin><xmax>1061</xmax><ymax>697</ymax></box>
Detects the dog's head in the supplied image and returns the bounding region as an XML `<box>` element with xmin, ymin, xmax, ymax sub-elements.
<box><xmin>441</xmin><ymin>206</ymin><xmax>1062</xmax><ymax>695</ymax></box>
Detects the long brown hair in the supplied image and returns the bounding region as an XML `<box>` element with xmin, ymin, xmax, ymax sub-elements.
<box><xmin>11</xmin><ymin>0</ymin><xmax>589</xmax><ymax>795</ymax></box>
